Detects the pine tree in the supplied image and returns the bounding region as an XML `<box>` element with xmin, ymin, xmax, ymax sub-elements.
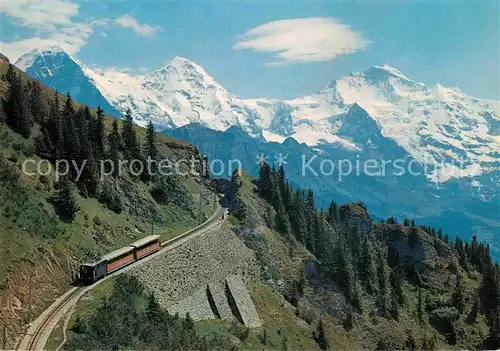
<box><xmin>417</xmin><ymin>287</ymin><xmax>425</xmax><ymax>325</ymax></box>
<box><xmin>327</xmin><ymin>201</ymin><xmax>338</xmax><ymax>224</ymax></box>
<box><xmin>108</xmin><ymin>119</ymin><xmax>122</xmax><ymax>177</ymax></box>
<box><xmin>305</xmin><ymin>189</ymin><xmax>317</xmax><ymax>253</ymax></box>
<box><xmin>377</xmin><ymin>254</ymin><xmax>391</xmax><ymax>317</ymax></box>
<box><xmin>405</xmin><ymin>330</ymin><xmax>417</xmax><ymax>351</ymax></box>
<box><xmin>145</xmin><ymin>292</ymin><xmax>162</xmax><ymax>323</ymax></box>
<box><xmin>281</xmin><ymin>335</ymin><xmax>288</xmax><ymax>351</ymax></box>
<box><xmin>62</xmin><ymin>93</ymin><xmax>79</xmax><ymax>160</ymax></box>
<box><xmin>144</xmin><ymin>120</ymin><xmax>158</xmax><ymax>160</ymax></box>
<box><xmin>452</xmin><ymin>271</ymin><xmax>465</xmax><ymax>313</ymax></box>
<box><xmin>313</xmin><ymin>319</ymin><xmax>329</xmax><ymax>350</ymax></box>
<box><xmin>93</xmin><ymin>107</ymin><xmax>105</xmax><ymax>158</ymax></box>
<box><xmin>51</xmin><ymin>176</ymin><xmax>79</xmax><ymax>222</ymax></box>
<box><xmin>50</xmin><ymin>91</ymin><xmax>64</xmax><ymax>159</ymax></box>
<box><xmin>421</xmin><ymin>330</ymin><xmax>437</xmax><ymax>350</ymax></box>
<box><xmin>4</xmin><ymin>65</ymin><xmax>33</xmax><ymax>138</ymax></box>
<box><xmin>72</xmin><ymin>107</ymin><xmax>99</xmax><ymax>197</ymax></box>
<box><xmin>337</xmin><ymin>239</ymin><xmax>362</xmax><ymax>311</ymax></box>
<box><xmin>258</xmin><ymin>161</ymin><xmax>273</xmax><ymax>198</ymax></box>
<box><xmin>479</xmin><ymin>262</ymin><xmax>500</xmax><ymax>332</ymax></box>
<box><xmin>29</xmin><ymin>81</ymin><xmax>47</xmax><ymax>124</ymax></box>
<box><xmin>0</xmin><ymin>101</ymin><xmax>5</xmax><ymax>123</ymax></box>
<box><xmin>289</xmin><ymin>190</ymin><xmax>307</xmax><ymax>244</ymax></box>
<box><xmin>437</xmin><ymin>228</ymin><xmax>443</xmax><ymax>240</ymax></box>
<box><xmin>260</xmin><ymin>329</ymin><xmax>268</xmax><ymax>345</ymax></box>
<box><xmin>359</xmin><ymin>235</ymin><xmax>377</xmax><ymax>295</ymax></box>
<box><xmin>387</xmin><ymin>216</ymin><xmax>397</xmax><ymax>224</ymax></box>
<box><xmin>121</xmin><ymin>108</ymin><xmax>138</xmax><ymax>160</ymax></box>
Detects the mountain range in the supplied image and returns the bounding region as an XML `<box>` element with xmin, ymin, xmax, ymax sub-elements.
<box><xmin>15</xmin><ymin>45</ymin><xmax>499</xmax><ymax>183</ymax></box>
<box><xmin>11</xmin><ymin>45</ymin><xmax>500</xmax><ymax>258</ymax></box>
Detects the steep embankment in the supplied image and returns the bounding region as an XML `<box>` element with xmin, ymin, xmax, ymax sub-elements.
<box><xmin>0</xmin><ymin>60</ymin><xmax>216</xmax><ymax>349</ymax></box>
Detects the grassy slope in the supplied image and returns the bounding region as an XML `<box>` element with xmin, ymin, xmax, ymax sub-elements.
<box><xmin>220</xmin><ymin>171</ymin><xmax>490</xmax><ymax>350</ymax></box>
<box><xmin>0</xmin><ymin>61</ymin><xmax>216</xmax><ymax>348</ymax></box>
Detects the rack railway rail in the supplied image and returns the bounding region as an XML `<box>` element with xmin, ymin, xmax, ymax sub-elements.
<box><xmin>17</xmin><ymin>206</ymin><xmax>224</xmax><ymax>351</ymax></box>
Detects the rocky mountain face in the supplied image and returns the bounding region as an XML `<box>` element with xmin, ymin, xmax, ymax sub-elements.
<box><xmin>15</xmin><ymin>46</ymin><xmax>122</xmax><ymax>117</ymax></box>
<box><xmin>12</xmin><ymin>46</ymin><xmax>500</xmax><ymax>258</ymax></box>
<box><xmin>223</xmin><ymin>169</ymin><xmax>497</xmax><ymax>349</ymax></box>
<box><xmin>167</xmin><ymin>123</ymin><xmax>500</xmax><ymax>260</ymax></box>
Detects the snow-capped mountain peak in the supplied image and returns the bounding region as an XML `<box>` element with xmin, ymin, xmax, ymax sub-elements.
<box><xmin>14</xmin><ymin>46</ymin><xmax>499</xmax><ymax>182</ymax></box>
<box><xmin>143</xmin><ymin>56</ymin><xmax>223</xmax><ymax>93</ymax></box>
<box><xmin>15</xmin><ymin>45</ymin><xmax>122</xmax><ymax>116</ymax></box>
<box><xmin>367</xmin><ymin>64</ymin><xmax>411</xmax><ymax>80</ymax></box>
<box><xmin>16</xmin><ymin>45</ymin><xmax>68</xmax><ymax>73</ymax></box>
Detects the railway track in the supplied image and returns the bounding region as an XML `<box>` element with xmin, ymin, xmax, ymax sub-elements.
<box><xmin>17</xmin><ymin>206</ymin><xmax>224</xmax><ymax>351</ymax></box>
<box><xmin>22</xmin><ymin>287</ymin><xmax>83</xmax><ymax>351</ymax></box>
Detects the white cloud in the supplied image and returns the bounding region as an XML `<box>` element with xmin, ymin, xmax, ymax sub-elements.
<box><xmin>114</xmin><ymin>15</ymin><xmax>162</xmax><ymax>36</ymax></box>
<box><xmin>0</xmin><ymin>0</ymin><xmax>79</xmax><ymax>31</ymax></box>
<box><xmin>2</xmin><ymin>37</ymin><xmax>77</xmax><ymax>62</ymax></box>
<box><xmin>234</xmin><ymin>17</ymin><xmax>371</xmax><ymax>66</ymax></box>
<box><xmin>0</xmin><ymin>0</ymin><xmax>108</xmax><ymax>61</ymax></box>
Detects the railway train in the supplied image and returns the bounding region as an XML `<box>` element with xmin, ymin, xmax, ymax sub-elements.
<box><xmin>79</xmin><ymin>234</ymin><xmax>161</xmax><ymax>284</ymax></box>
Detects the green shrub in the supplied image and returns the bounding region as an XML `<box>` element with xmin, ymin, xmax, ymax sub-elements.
<box><xmin>65</xmin><ymin>275</ymin><xmax>226</xmax><ymax>350</ymax></box>
<box><xmin>228</xmin><ymin>319</ymin><xmax>250</xmax><ymax>341</ymax></box>
<box><xmin>0</xmin><ymin>153</ymin><xmax>19</xmax><ymax>187</ymax></box>
<box><xmin>150</xmin><ymin>175</ymin><xmax>193</xmax><ymax>213</ymax></box>
<box><xmin>98</xmin><ymin>184</ymin><xmax>123</xmax><ymax>214</ymax></box>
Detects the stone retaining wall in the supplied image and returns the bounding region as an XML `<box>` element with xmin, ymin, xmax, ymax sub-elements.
<box><xmin>128</xmin><ymin>222</ymin><xmax>261</xmax><ymax>326</ymax></box>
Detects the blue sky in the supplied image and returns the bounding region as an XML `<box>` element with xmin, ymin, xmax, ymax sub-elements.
<box><xmin>1</xmin><ymin>1</ymin><xmax>499</xmax><ymax>100</ymax></box>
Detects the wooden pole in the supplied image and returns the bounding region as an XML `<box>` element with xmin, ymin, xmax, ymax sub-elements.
<box><xmin>151</xmin><ymin>212</ymin><xmax>154</xmax><ymax>236</ymax></box>
<box><xmin>2</xmin><ymin>321</ymin><xmax>6</xmax><ymax>350</ymax></box>
<box><xmin>27</xmin><ymin>274</ymin><xmax>32</xmax><ymax>323</ymax></box>
<box><xmin>199</xmin><ymin>193</ymin><xmax>203</xmax><ymax>224</ymax></box>
<box><xmin>213</xmin><ymin>179</ymin><xmax>217</xmax><ymax>209</ymax></box>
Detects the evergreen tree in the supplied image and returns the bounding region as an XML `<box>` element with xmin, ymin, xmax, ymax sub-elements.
<box><xmin>51</xmin><ymin>176</ymin><xmax>79</xmax><ymax>222</ymax></box>
<box><xmin>258</xmin><ymin>161</ymin><xmax>273</xmax><ymax>198</ymax></box>
<box><xmin>377</xmin><ymin>254</ymin><xmax>391</xmax><ymax>317</ymax></box>
<box><xmin>313</xmin><ymin>319</ymin><xmax>329</xmax><ymax>350</ymax></box>
<box><xmin>405</xmin><ymin>330</ymin><xmax>417</xmax><ymax>351</ymax></box>
<box><xmin>121</xmin><ymin>108</ymin><xmax>138</xmax><ymax>160</ymax></box>
<box><xmin>289</xmin><ymin>190</ymin><xmax>307</xmax><ymax>244</ymax></box>
<box><xmin>389</xmin><ymin>291</ymin><xmax>400</xmax><ymax>320</ymax></box>
<box><xmin>93</xmin><ymin>107</ymin><xmax>105</xmax><ymax>158</ymax></box>
<box><xmin>421</xmin><ymin>331</ymin><xmax>437</xmax><ymax>351</ymax></box>
<box><xmin>479</xmin><ymin>262</ymin><xmax>500</xmax><ymax>332</ymax></box>
<box><xmin>437</xmin><ymin>228</ymin><xmax>443</xmax><ymax>240</ymax></box>
<box><xmin>327</xmin><ymin>201</ymin><xmax>338</xmax><ymax>225</ymax></box>
<box><xmin>387</xmin><ymin>216</ymin><xmax>397</xmax><ymax>224</ymax></box>
<box><xmin>359</xmin><ymin>235</ymin><xmax>377</xmax><ymax>295</ymax></box>
<box><xmin>0</xmin><ymin>101</ymin><xmax>5</xmax><ymax>123</ymax></box>
<box><xmin>108</xmin><ymin>119</ymin><xmax>122</xmax><ymax>177</ymax></box>
<box><xmin>51</xmin><ymin>91</ymin><xmax>64</xmax><ymax>159</ymax></box>
<box><xmin>390</xmin><ymin>262</ymin><xmax>405</xmax><ymax>306</ymax></box>
<box><xmin>452</xmin><ymin>272</ymin><xmax>465</xmax><ymax>313</ymax></box>
<box><xmin>417</xmin><ymin>287</ymin><xmax>425</xmax><ymax>325</ymax></box>
<box><xmin>145</xmin><ymin>292</ymin><xmax>162</xmax><ymax>323</ymax></box>
<box><xmin>338</xmin><ymin>239</ymin><xmax>362</xmax><ymax>311</ymax></box>
<box><xmin>29</xmin><ymin>81</ymin><xmax>47</xmax><ymax>124</ymax></box>
<box><xmin>144</xmin><ymin>120</ymin><xmax>158</xmax><ymax>160</ymax></box>
<box><xmin>4</xmin><ymin>65</ymin><xmax>33</xmax><ymax>138</ymax></box>
<box><xmin>62</xmin><ymin>93</ymin><xmax>79</xmax><ymax>160</ymax></box>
